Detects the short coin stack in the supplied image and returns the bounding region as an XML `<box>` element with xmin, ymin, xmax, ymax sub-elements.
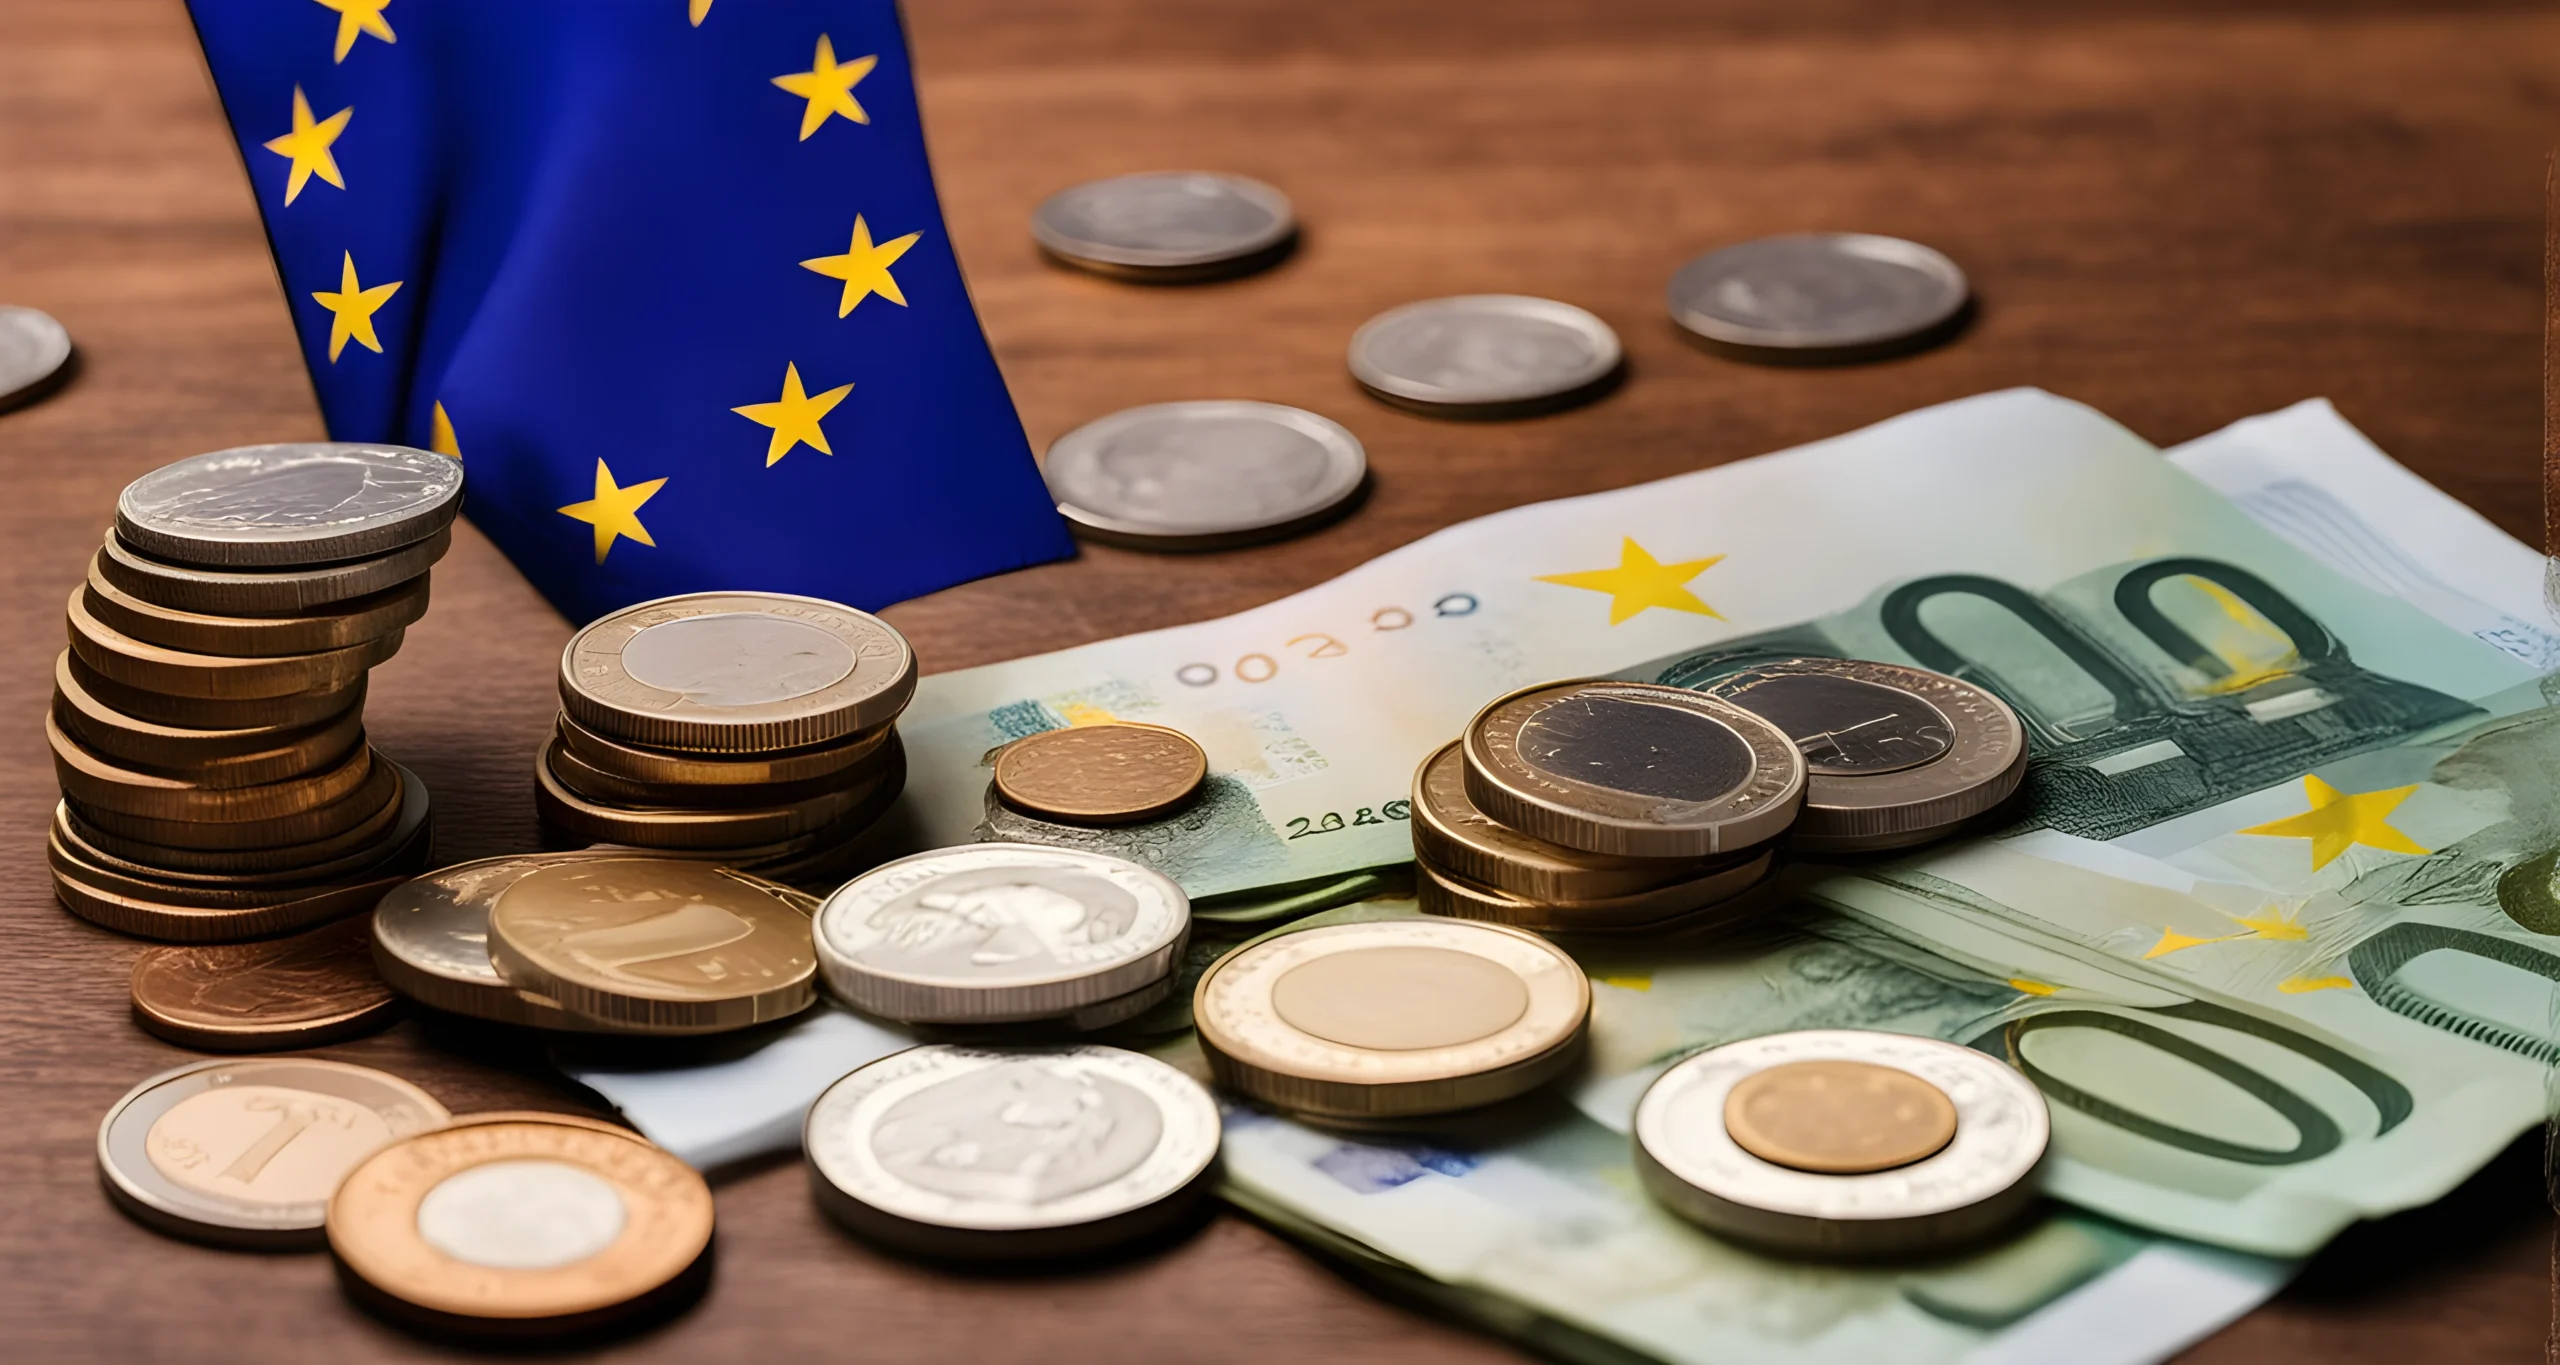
<box><xmin>49</xmin><ymin>443</ymin><xmax>457</xmax><ymax>942</ymax></box>
<box><xmin>537</xmin><ymin>591</ymin><xmax>915</xmax><ymax>882</ymax></box>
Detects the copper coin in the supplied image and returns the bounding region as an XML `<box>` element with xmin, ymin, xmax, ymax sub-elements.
<box><xmin>55</xmin><ymin>652</ymin><xmax>364</xmax><ymax>786</ymax></box>
<box><xmin>69</xmin><ymin>748</ymin><xmax>397</xmax><ymax>850</ymax></box>
<box><xmin>131</xmin><ymin>915</ymin><xmax>401</xmax><ymax>1050</ymax></box>
<box><xmin>1722</xmin><ymin>1059</ymin><xmax>1960</xmax><ymax>1175</ymax></box>
<box><xmin>545</xmin><ymin>731</ymin><xmax>889</xmax><ymax>810</ymax></box>
<box><xmin>63</xmin><ymin>649</ymin><xmax>364</xmax><ymax>731</ymax></box>
<box><xmin>57</xmin><ymin>760</ymin><xmax>421</xmax><ymax>875</ymax></box>
<box><xmin>84</xmin><ymin>556</ymin><xmax>431</xmax><ymax>658</ymax></box>
<box><xmin>533</xmin><ymin>736</ymin><xmax>900</xmax><ymax>849</ymax></box>
<box><xmin>51</xmin><ymin>713</ymin><xmax>372</xmax><ymax>820</ymax></box>
<box><xmin>68</xmin><ymin>587</ymin><xmax>402</xmax><ymax>700</ymax></box>
<box><xmin>991</xmin><ymin>722</ymin><xmax>1207</xmax><ymax>826</ymax></box>
<box><xmin>98</xmin><ymin>524</ymin><xmax>450</xmax><ymax>615</ymax></box>
<box><xmin>328</xmin><ymin>1113</ymin><xmax>714</xmax><ymax>1337</ymax></box>
<box><xmin>57</xmin><ymin>863</ymin><xmax>420</xmax><ymax>943</ymax></box>
<box><xmin>1413</xmin><ymin>847</ymin><xmax>1774</xmax><ymax>933</ymax></box>
<box><xmin>559</xmin><ymin>591</ymin><xmax>915</xmax><ymax>754</ymax></box>
<box><xmin>555</xmin><ymin>710</ymin><xmax>896</xmax><ymax>787</ymax></box>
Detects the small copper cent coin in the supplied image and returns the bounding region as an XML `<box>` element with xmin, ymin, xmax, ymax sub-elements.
<box><xmin>993</xmin><ymin>723</ymin><xmax>1208</xmax><ymax>826</ymax></box>
<box><xmin>130</xmin><ymin>916</ymin><xmax>399</xmax><ymax>1050</ymax></box>
<box><xmin>1410</xmin><ymin>740</ymin><xmax>1697</xmax><ymax>902</ymax></box>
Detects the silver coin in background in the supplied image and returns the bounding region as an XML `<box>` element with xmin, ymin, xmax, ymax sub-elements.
<box><xmin>1668</xmin><ymin>233</ymin><xmax>1969</xmax><ymax>362</ymax></box>
<box><xmin>117</xmin><ymin>443</ymin><xmax>464</xmax><ymax>568</ymax></box>
<box><xmin>1043</xmin><ymin>401</ymin><xmax>1367</xmax><ymax>551</ymax></box>
<box><xmin>807</xmin><ymin>1043</ymin><xmax>1221</xmax><ymax>1259</ymax></box>
<box><xmin>1349</xmin><ymin>295</ymin><xmax>1622</xmax><ymax>417</ymax></box>
<box><xmin>369</xmin><ymin>852</ymin><xmax>627</xmax><ymax>1032</ymax></box>
<box><xmin>1031</xmin><ymin>172</ymin><xmax>1295</xmax><ymax>280</ymax></box>
<box><xmin>1633</xmin><ymin>1029</ymin><xmax>2047</xmax><ymax>1257</ymax></box>
<box><xmin>0</xmin><ymin>305</ymin><xmax>74</xmax><ymax>412</ymax></box>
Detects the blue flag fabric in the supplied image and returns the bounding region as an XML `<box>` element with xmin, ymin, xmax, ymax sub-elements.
<box><xmin>185</xmin><ymin>0</ymin><xmax>1074</xmax><ymax>624</ymax></box>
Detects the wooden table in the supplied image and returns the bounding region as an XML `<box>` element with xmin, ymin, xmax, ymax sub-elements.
<box><xmin>3</xmin><ymin>0</ymin><xmax>2552</xmax><ymax>1359</ymax></box>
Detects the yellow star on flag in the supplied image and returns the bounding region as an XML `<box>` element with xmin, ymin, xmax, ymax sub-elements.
<box><xmin>689</xmin><ymin>0</ymin><xmax>714</xmax><ymax>25</ymax></box>
<box><xmin>313</xmin><ymin>0</ymin><xmax>395</xmax><ymax>63</ymax></box>
<box><xmin>310</xmin><ymin>252</ymin><xmax>402</xmax><ymax>362</ymax></box>
<box><xmin>429</xmin><ymin>401</ymin><xmax>460</xmax><ymax>458</ymax></box>
<box><xmin>802</xmin><ymin>216</ymin><xmax>920</xmax><ymax>316</ymax></box>
<box><xmin>557</xmin><ymin>460</ymin><xmax>667</xmax><ymax>564</ymax></box>
<box><xmin>732</xmin><ymin>363</ymin><xmax>853</xmax><ymax>466</ymax></box>
<box><xmin>772</xmin><ymin>35</ymin><xmax>877</xmax><ymax>140</ymax></box>
<box><xmin>262</xmin><ymin>87</ymin><xmax>352</xmax><ymax>206</ymax></box>
<box><xmin>1535</xmin><ymin>538</ymin><xmax>1726</xmax><ymax>625</ymax></box>
<box><xmin>2238</xmin><ymin>775</ymin><xmax>2429</xmax><ymax>871</ymax></box>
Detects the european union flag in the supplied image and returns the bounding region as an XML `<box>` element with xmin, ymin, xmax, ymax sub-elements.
<box><xmin>186</xmin><ymin>0</ymin><xmax>1074</xmax><ymax>623</ymax></box>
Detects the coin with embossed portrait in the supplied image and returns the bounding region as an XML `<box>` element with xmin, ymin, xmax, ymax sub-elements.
<box><xmin>561</xmin><ymin>591</ymin><xmax>915</xmax><ymax>754</ymax></box>
<box><xmin>371</xmin><ymin>853</ymin><xmax>638</xmax><ymax>1032</ymax></box>
<box><xmin>97</xmin><ymin>1057</ymin><xmax>448</xmax><ymax>1249</ymax></box>
<box><xmin>487</xmin><ymin>856</ymin><xmax>818</xmax><ymax>1035</ymax></box>
<box><xmin>117</xmin><ymin>442</ymin><xmax>462</xmax><ymax>568</ymax></box>
<box><xmin>807</xmin><ymin>1044</ymin><xmax>1220</xmax><ymax>1259</ymax></box>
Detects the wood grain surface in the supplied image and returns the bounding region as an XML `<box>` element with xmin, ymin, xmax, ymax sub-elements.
<box><xmin>3</xmin><ymin>1</ymin><xmax>2555</xmax><ymax>1360</ymax></box>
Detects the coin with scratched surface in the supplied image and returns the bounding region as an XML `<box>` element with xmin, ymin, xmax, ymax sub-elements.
<box><xmin>1348</xmin><ymin>295</ymin><xmax>1621</xmax><ymax>416</ymax></box>
<box><xmin>488</xmin><ymin>857</ymin><xmax>817</xmax><ymax>1034</ymax></box>
<box><xmin>130</xmin><ymin>916</ymin><xmax>398</xmax><ymax>1050</ymax></box>
<box><xmin>328</xmin><ymin>1112</ymin><xmax>713</xmax><ymax>1337</ymax></box>
<box><xmin>1043</xmin><ymin>401</ymin><xmax>1367</xmax><ymax>551</ymax></box>
<box><xmin>1667</xmin><ymin>233</ymin><xmax>1969</xmax><ymax>362</ymax></box>
<box><xmin>0</xmin><ymin>304</ymin><xmax>74</xmax><ymax>410</ymax></box>
<box><xmin>817</xmin><ymin>844</ymin><xmax>1189</xmax><ymax>1023</ymax></box>
<box><xmin>808</xmin><ymin>1044</ymin><xmax>1220</xmax><ymax>1259</ymax></box>
<box><xmin>97</xmin><ymin>525</ymin><xmax>450</xmax><ymax>616</ymax></box>
<box><xmin>561</xmin><ymin>591</ymin><xmax>914</xmax><ymax>753</ymax></box>
<box><xmin>116</xmin><ymin>443</ymin><xmax>462</xmax><ymax>568</ymax></box>
<box><xmin>1031</xmin><ymin>171</ymin><xmax>1294</xmax><ymax>278</ymax></box>
<box><xmin>1697</xmin><ymin>658</ymin><xmax>2027</xmax><ymax>851</ymax></box>
<box><xmin>98</xmin><ymin>1057</ymin><xmax>448</xmax><ymax>1249</ymax></box>
<box><xmin>1193</xmin><ymin>917</ymin><xmax>1589</xmax><ymax>1118</ymax></box>
<box><xmin>994</xmin><ymin>723</ymin><xmax>1207</xmax><ymax>825</ymax></box>
<box><xmin>1634</xmin><ymin>1029</ymin><xmax>2047</xmax><ymax>1257</ymax></box>
<box><xmin>371</xmin><ymin>853</ymin><xmax>639</xmax><ymax>1032</ymax></box>
<box><xmin>1463</xmin><ymin>680</ymin><xmax>1804</xmax><ymax>858</ymax></box>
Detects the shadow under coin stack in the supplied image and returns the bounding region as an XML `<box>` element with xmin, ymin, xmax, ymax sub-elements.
<box><xmin>536</xmin><ymin>592</ymin><xmax>916</xmax><ymax>885</ymax></box>
<box><xmin>48</xmin><ymin>443</ymin><xmax>458</xmax><ymax>943</ymax></box>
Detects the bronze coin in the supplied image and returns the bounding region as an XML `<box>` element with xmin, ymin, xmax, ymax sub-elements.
<box><xmin>1410</xmin><ymin>740</ymin><xmax>1702</xmax><ymax>902</ymax></box>
<box><xmin>58</xmin><ymin>771</ymin><xmax>416</xmax><ymax>875</ymax></box>
<box><xmin>63</xmin><ymin>649</ymin><xmax>364</xmax><ymax>731</ymax></box>
<box><xmin>70</xmin><ymin>749</ymin><xmax>399</xmax><ymax>851</ymax></box>
<box><xmin>57</xmin><ymin>861</ymin><xmax>421</xmax><ymax>943</ymax></box>
<box><xmin>51</xmin><ymin>714</ymin><xmax>373</xmax><ymax>820</ymax></box>
<box><xmin>68</xmin><ymin>587</ymin><xmax>402</xmax><ymax>700</ymax></box>
<box><xmin>97</xmin><ymin>524</ymin><xmax>450</xmax><ymax>615</ymax></box>
<box><xmin>546</xmin><ymin>731</ymin><xmax>887</xmax><ymax>809</ymax></box>
<box><xmin>1723</xmin><ymin>1059</ymin><xmax>1960</xmax><ymax>1174</ymax></box>
<box><xmin>130</xmin><ymin>915</ymin><xmax>401</xmax><ymax>1049</ymax></box>
<box><xmin>533</xmin><ymin>735</ymin><xmax>902</xmax><ymax>849</ymax></box>
<box><xmin>84</xmin><ymin>555</ymin><xmax>431</xmax><ymax>657</ymax></box>
<box><xmin>992</xmin><ymin>722</ymin><xmax>1207</xmax><ymax>825</ymax></box>
<box><xmin>53</xmin><ymin>652</ymin><xmax>364</xmax><ymax>785</ymax></box>
<box><xmin>1414</xmin><ymin>847</ymin><xmax>1775</xmax><ymax>933</ymax></box>
<box><xmin>555</xmin><ymin>709</ymin><xmax>895</xmax><ymax>787</ymax></box>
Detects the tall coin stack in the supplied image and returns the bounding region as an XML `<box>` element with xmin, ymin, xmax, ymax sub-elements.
<box><xmin>48</xmin><ymin>444</ymin><xmax>458</xmax><ymax>942</ymax></box>
<box><xmin>536</xmin><ymin>591</ymin><xmax>916</xmax><ymax>883</ymax></box>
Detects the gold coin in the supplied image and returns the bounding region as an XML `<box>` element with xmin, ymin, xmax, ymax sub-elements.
<box><xmin>55</xmin><ymin>652</ymin><xmax>363</xmax><ymax>785</ymax></box>
<box><xmin>1410</xmin><ymin>741</ymin><xmax>1700</xmax><ymax>901</ymax></box>
<box><xmin>50</xmin><ymin>712</ymin><xmax>371</xmax><ymax>820</ymax></box>
<box><xmin>56</xmin><ymin>862</ymin><xmax>422</xmax><ymax>943</ymax></box>
<box><xmin>1194</xmin><ymin>917</ymin><xmax>1590</xmax><ymax>1118</ymax></box>
<box><xmin>68</xmin><ymin>587</ymin><xmax>402</xmax><ymax>700</ymax></box>
<box><xmin>992</xmin><ymin>722</ymin><xmax>1208</xmax><ymax>825</ymax></box>
<box><xmin>69</xmin><ymin>747</ymin><xmax>397</xmax><ymax>850</ymax></box>
<box><xmin>370</xmin><ymin>853</ymin><xmax>641</xmax><ymax>1033</ymax></box>
<box><xmin>560</xmin><ymin>591</ymin><xmax>915</xmax><ymax>754</ymax></box>
<box><xmin>328</xmin><ymin>1112</ymin><xmax>713</xmax><ymax>1336</ymax></box>
<box><xmin>555</xmin><ymin>709</ymin><xmax>895</xmax><ymax>787</ymax></box>
<box><xmin>49</xmin><ymin>820</ymin><xmax>426</xmax><ymax>909</ymax></box>
<box><xmin>83</xmin><ymin>555</ymin><xmax>431</xmax><ymax>657</ymax></box>
<box><xmin>1414</xmin><ymin>846</ymin><xmax>1774</xmax><ymax>933</ymax></box>
<box><xmin>532</xmin><ymin>736</ymin><xmax>901</xmax><ymax>849</ymax></box>
<box><xmin>488</xmin><ymin>857</ymin><xmax>818</xmax><ymax>1033</ymax></box>
<box><xmin>1722</xmin><ymin>1059</ymin><xmax>1959</xmax><ymax>1175</ymax></box>
<box><xmin>130</xmin><ymin>915</ymin><xmax>399</xmax><ymax>1050</ymax></box>
<box><xmin>546</xmin><ymin>730</ymin><xmax>890</xmax><ymax>810</ymax></box>
<box><xmin>57</xmin><ymin>760</ymin><xmax>419</xmax><ymax>874</ymax></box>
<box><xmin>98</xmin><ymin>524</ymin><xmax>449</xmax><ymax>616</ymax></box>
<box><xmin>63</xmin><ymin>649</ymin><xmax>364</xmax><ymax>731</ymax></box>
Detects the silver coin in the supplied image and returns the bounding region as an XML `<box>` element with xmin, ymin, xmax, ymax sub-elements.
<box><xmin>117</xmin><ymin>443</ymin><xmax>463</xmax><ymax>568</ymax></box>
<box><xmin>1043</xmin><ymin>401</ymin><xmax>1366</xmax><ymax>550</ymax></box>
<box><xmin>815</xmin><ymin>844</ymin><xmax>1189</xmax><ymax>1023</ymax></box>
<box><xmin>97</xmin><ymin>526</ymin><xmax>450</xmax><ymax>616</ymax></box>
<box><xmin>1031</xmin><ymin>172</ymin><xmax>1294</xmax><ymax>276</ymax></box>
<box><xmin>370</xmin><ymin>853</ymin><xmax>630</xmax><ymax>1032</ymax></box>
<box><xmin>0</xmin><ymin>305</ymin><xmax>73</xmax><ymax>410</ymax></box>
<box><xmin>1698</xmin><ymin>659</ymin><xmax>2027</xmax><ymax>851</ymax></box>
<box><xmin>1668</xmin><ymin>234</ymin><xmax>1969</xmax><ymax>360</ymax></box>
<box><xmin>1634</xmin><ymin>1029</ymin><xmax>2047</xmax><ymax>1257</ymax></box>
<box><xmin>806</xmin><ymin>1043</ymin><xmax>1220</xmax><ymax>1259</ymax></box>
<box><xmin>1348</xmin><ymin>295</ymin><xmax>1621</xmax><ymax>414</ymax></box>
<box><xmin>98</xmin><ymin>1058</ymin><xmax>448</xmax><ymax>1248</ymax></box>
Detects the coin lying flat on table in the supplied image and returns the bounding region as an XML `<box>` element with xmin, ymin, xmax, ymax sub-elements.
<box><xmin>372</xmin><ymin>853</ymin><xmax>635</xmax><ymax>1031</ymax></box>
<box><xmin>1410</xmin><ymin>741</ymin><xmax>1698</xmax><ymax>902</ymax></box>
<box><xmin>1194</xmin><ymin>917</ymin><xmax>1590</xmax><ymax>1119</ymax></box>
<box><xmin>64</xmin><ymin>649</ymin><xmax>363</xmax><ymax>732</ymax></box>
<box><xmin>130</xmin><ymin>915</ymin><xmax>399</xmax><ymax>1050</ymax></box>
<box><xmin>1348</xmin><ymin>295</ymin><xmax>1622</xmax><ymax>417</ymax></box>
<box><xmin>54</xmin><ymin>652</ymin><xmax>364</xmax><ymax>785</ymax></box>
<box><xmin>329</xmin><ymin>1111</ymin><xmax>713</xmax><ymax>1338</ymax></box>
<box><xmin>58</xmin><ymin>757</ymin><xmax>421</xmax><ymax>876</ymax></box>
<box><xmin>99</xmin><ymin>1057</ymin><xmax>447</xmax><ymax>1249</ymax></box>
<box><xmin>1031</xmin><ymin>171</ymin><xmax>1295</xmax><ymax>281</ymax></box>
<box><xmin>1699</xmin><ymin>658</ymin><xmax>2027</xmax><ymax>851</ymax></box>
<box><xmin>817</xmin><ymin>844</ymin><xmax>1190</xmax><ymax>1023</ymax></box>
<box><xmin>69</xmin><ymin>588</ymin><xmax>400</xmax><ymax>699</ymax></box>
<box><xmin>808</xmin><ymin>1044</ymin><xmax>1220</xmax><ymax>1259</ymax></box>
<box><xmin>488</xmin><ymin>856</ymin><xmax>818</xmax><ymax>1034</ymax></box>
<box><xmin>97</xmin><ymin>525</ymin><xmax>451</xmax><ymax>616</ymax></box>
<box><xmin>0</xmin><ymin>304</ymin><xmax>74</xmax><ymax>411</ymax></box>
<box><xmin>561</xmin><ymin>591</ymin><xmax>915</xmax><ymax>754</ymax></box>
<box><xmin>1043</xmin><ymin>401</ymin><xmax>1368</xmax><ymax>551</ymax></box>
<box><xmin>993</xmin><ymin>723</ymin><xmax>1207</xmax><ymax>825</ymax></box>
<box><xmin>1463</xmin><ymin>680</ymin><xmax>1805</xmax><ymax>858</ymax></box>
<box><xmin>1668</xmin><ymin>233</ymin><xmax>1970</xmax><ymax>363</ymax></box>
<box><xmin>84</xmin><ymin>558</ymin><xmax>431</xmax><ymax>657</ymax></box>
<box><xmin>1633</xmin><ymin>1029</ymin><xmax>2048</xmax><ymax>1257</ymax></box>
<box><xmin>116</xmin><ymin>442</ymin><xmax>462</xmax><ymax>568</ymax></box>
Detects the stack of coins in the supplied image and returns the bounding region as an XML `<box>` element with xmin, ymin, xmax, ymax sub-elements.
<box><xmin>536</xmin><ymin>591</ymin><xmax>915</xmax><ymax>881</ymax></box>
<box><xmin>49</xmin><ymin>443</ymin><xmax>457</xmax><ymax>941</ymax></box>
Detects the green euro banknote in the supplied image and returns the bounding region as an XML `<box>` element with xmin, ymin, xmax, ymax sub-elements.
<box><xmin>887</xmin><ymin>388</ymin><xmax>2529</xmax><ymax>898</ymax></box>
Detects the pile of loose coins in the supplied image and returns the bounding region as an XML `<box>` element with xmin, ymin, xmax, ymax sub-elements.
<box><xmin>49</xmin><ymin>443</ymin><xmax>454</xmax><ymax>951</ymax></box>
<box><xmin>536</xmin><ymin>590</ymin><xmax>916</xmax><ymax>884</ymax></box>
<box><xmin>1413</xmin><ymin>661</ymin><xmax>2028</xmax><ymax>935</ymax></box>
